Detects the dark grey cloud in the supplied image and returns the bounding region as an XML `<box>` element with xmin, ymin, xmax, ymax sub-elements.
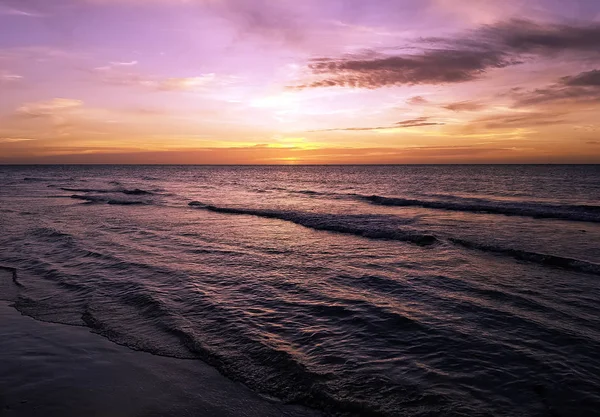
<box><xmin>513</xmin><ymin>69</ymin><xmax>600</xmax><ymax>106</ymax></box>
<box><xmin>309</xmin><ymin>116</ymin><xmax>443</xmax><ymax>132</ymax></box>
<box><xmin>443</xmin><ymin>101</ymin><xmax>486</xmax><ymax>112</ymax></box>
<box><xmin>484</xmin><ymin>19</ymin><xmax>600</xmax><ymax>54</ymax></box>
<box><xmin>296</xmin><ymin>49</ymin><xmax>513</xmax><ymax>89</ymax></box>
<box><xmin>295</xmin><ymin>19</ymin><xmax>600</xmax><ymax>90</ymax></box>
<box><xmin>561</xmin><ymin>69</ymin><xmax>600</xmax><ymax>87</ymax></box>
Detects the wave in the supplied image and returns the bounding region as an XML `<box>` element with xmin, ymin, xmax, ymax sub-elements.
<box><xmin>0</xmin><ymin>265</ymin><xmax>22</xmax><ymax>287</ymax></box>
<box><xmin>30</xmin><ymin>227</ymin><xmax>74</xmax><ymax>242</ymax></box>
<box><xmin>70</xmin><ymin>194</ymin><xmax>148</xmax><ymax>205</ymax></box>
<box><xmin>123</xmin><ymin>189</ymin><xmax>154</xmax><ymax>195</ymax></box>
<box><xmin>276</xmin><ymin>188</ymin><xmax>336</xmax><ymax>197</ymax></box>
<box><xmin>67</xmin><ymin>276</ymin><xmax>445</xmax><ymax>416</ymax></box>
<box><xmin>62</xmin><ymin>187</ymin><xmax>113</xmax><ymax>193</ymax></box>
<box><xmin>450</xmin><ymin>238</ymin><xmax>600</xmax><ymax>275</ymax></box>
<box><xmin>357</xmin><ymin>194</ymin><xmax>600</xmax><ymax>223</ymax></box>
<box><xmin>188</xmin><ymin>201</ymin><xmax>600</xmax><ymax>275</ymax></box>
<box><xmin>188</xmin><ymin>201</ymin><xmax>437</xmax><ymax>245</ymax></box>
<box><xmin>294</xmin><ymin>189</ymin><xmax>324</xmax><ymax>195</ymax></box>
<box><xmin>273</xmin><ymin>187</ymin><xmax>600</xmax><ymax>223</ymax></box>
<box><xmin>60</xmin><ymin>187</ymin><xmax>154</xmax><ymax>196</ymax></box>
<box><xmin>107</xmin><ymin>199</ymin><xmax>148</xmax><ymax>206</ymax></box>
<box><xmin>24</xmin><ymin>177</ymin><xmax>76</xmax><ymax>182</ymax></box>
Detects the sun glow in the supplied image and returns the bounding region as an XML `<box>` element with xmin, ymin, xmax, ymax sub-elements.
<box><xmin>0</xmin><ymin>1</ymin><xmax>599</xmax><ymax>163</ymax></box>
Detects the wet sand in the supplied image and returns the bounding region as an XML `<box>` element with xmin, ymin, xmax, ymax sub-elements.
<box><xmin>0</xmin><ymin>300</ymin><xmax>320</xmax><ymax>417</ymax></box>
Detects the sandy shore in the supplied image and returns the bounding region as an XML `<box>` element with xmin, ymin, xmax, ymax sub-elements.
<box><xmin>0</xmin><ymin>300</ymin><xmax>320</xmax><ymax>417</ymax></box>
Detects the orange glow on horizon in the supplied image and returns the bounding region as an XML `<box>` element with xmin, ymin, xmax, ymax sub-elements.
<box><xmin>1</xmin><ymin>1</ymin><xmax>599</xmax><ymax>164</ymax></box>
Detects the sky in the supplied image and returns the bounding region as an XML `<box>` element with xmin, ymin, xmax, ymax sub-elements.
<box><xmin>0</xmin><ymin>0</ymin><xmax>599</xmax><ymax>164</ymax></box>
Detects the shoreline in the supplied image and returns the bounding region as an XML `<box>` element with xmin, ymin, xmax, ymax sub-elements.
<box><xmin>0</xmin><ymin>300</ymin><xmax>320</xmax><ymax>417</ymax></box>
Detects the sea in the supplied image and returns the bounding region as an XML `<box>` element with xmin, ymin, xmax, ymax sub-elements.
<box><xmin>0</xmin><ymin>165</ymin><xmax>599</xmax><ymax>417</ymax></box>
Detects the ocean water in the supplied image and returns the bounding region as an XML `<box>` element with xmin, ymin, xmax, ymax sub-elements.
<box><xmin>0</xmin><ymin>165</ymin><xmax>599</xmax><ymax>417</ymax></box>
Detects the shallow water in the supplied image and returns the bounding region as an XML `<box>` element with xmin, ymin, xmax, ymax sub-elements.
<box><xmin>0</xmin><ymin>300</ymin><xmax>319</xmax><ymax>417</ymax></box>
<box><xmin>1</xmin><ymin>165</ymin><xmax>599</xmax><ymax>416</ymax></box>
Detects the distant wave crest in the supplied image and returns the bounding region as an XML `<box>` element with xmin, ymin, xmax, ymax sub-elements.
<box><xmin>70</xmin><ymin>194</ymin><xmax>148</xmax><ymax>205</ymax></box>
<box><xmin>449</xmin><ymin>238</ymin><xmax>600</xmax><ymax>275</ymax></box>
<box><xmin>61</xmin><ymin>187</ymin><xmax>154</xmax><ymax>196</ymax></box>
<box><xmin>24</xmin><ymin>177</ymin><xmax>81</xmax><ymax>182</ymax></box>
<box><xmin>358</xmin><ymin>194</ymin><xmax>600</xmax><ymax>223</ymax></box>
<box><xmin>189</xmin><ymin>201</ymin><xmax>600</xmax><ymax>275</ymax></box>
<box><xmin>273</xmin><ymin>187</ymin><xmax>600</xmax><ymax>223</ymax></box>
<box><xmin>188</xmin><ymin>201</ymin><xmax>437</xmax><ymax>246</ymax></box>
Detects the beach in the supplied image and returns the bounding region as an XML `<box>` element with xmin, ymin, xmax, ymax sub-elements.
<box><xmin>0</xmin><ymin>298</ymin><xmax>319</xmax><ymax>417</ymax></box>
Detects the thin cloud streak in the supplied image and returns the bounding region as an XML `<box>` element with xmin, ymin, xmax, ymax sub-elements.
<box><xmin>92</xmin><ymin>65</ymin><xmax>221</xmax><ymax>91</ymax></box>
<box><xmin>0</xmin><ymin>71</ymin><xmax>23</xmax><ymax>82</ymax></box>
<box><xmin>16</xmin><ymin>98</ymin><xmax>84</xmax><ymax>117</ymax></box>
<box><xmin>308</xmin><ymin>117</ymin><xmax>444</xmax><ymax>132</ymax></box>
<box><xmin>0</xmin><ymin>4</ymin><xmax>45</xmax><ymax>17</ymax></box>
<box><xmin>443</xmin><ymin>101</ymin><xmax>486</xmax><ymax>112</ymax></box>
<box><xmin>513</xmin><ymin>69</ymin><xmax>600</xmax><ymax>106</ymax></box>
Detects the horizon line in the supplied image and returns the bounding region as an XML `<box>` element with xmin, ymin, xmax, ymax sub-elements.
<box><xmin>2</xmin><ymin>163</ymin><xmax>599</xmax><ymax>166</ymax></box>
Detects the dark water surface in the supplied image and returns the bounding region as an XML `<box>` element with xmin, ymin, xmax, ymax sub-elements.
<box><xmin>1</xmin><ymin>165</ymin><xmax>599</xmax><ymax>416</ymax></box>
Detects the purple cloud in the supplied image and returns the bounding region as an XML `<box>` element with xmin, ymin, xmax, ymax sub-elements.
<box><xmin>295</xmin><ymin>19</ymin><xmax>600</xmax><ymax>90</ymax></box>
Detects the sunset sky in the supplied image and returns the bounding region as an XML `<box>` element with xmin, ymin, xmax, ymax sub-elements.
<box><xmin>1</xmin><ymin>0</ymin><xmax>599</xmax><ymax>164</ymax></box>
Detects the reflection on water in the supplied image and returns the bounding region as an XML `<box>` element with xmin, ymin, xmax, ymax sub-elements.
<box><xmin>1</xmin><ymin>165</ymin><xmax>599</xmax><ymax>416</ymax></box>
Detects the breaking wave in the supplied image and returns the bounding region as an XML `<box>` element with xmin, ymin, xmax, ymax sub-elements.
<box><xmin>272</xmin><ymin>187</ymin><xmax>600</xmax><ymax>223</ymax></box>
<box><xmin>70</xmin><ymin>195</ymin><xmax>149</xmax><ymax>205</ymax></box>
<box><xmin>24</xmin><ymin>177</ymin><xmax>81</xmax><ymax>182</ymax></box>
<box><xmin>450</xmin><ymin>238</ymin><xmax>600</xmax><ymax>275</ymax></box>
<box><xmin>60</xmin><ymin>187</ymin><xmax>154</xmax><ymax>196</ymax></box>
<box><xmin>358</xmin><ymin>194</ymin><xmax>600</xmax><ymax>223</ymax></box>
<box><xmin>188</xmin><ymin>201</ymin><xmax>437</xmax><ymax>246</ymax></box>
<box><xmin>188</xmin><ymin>201</ymin><xmax>600</xmax><ymax>275</ymax></box>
